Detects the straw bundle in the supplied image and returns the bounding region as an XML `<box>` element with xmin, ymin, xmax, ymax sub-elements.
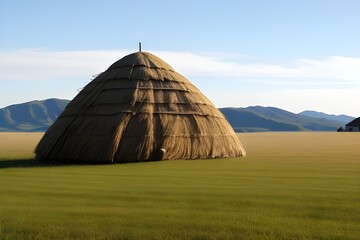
<box><xmin>35</xmin><ymin>51</ymin><xmax>246</xmax><ymax>163</ymax></box>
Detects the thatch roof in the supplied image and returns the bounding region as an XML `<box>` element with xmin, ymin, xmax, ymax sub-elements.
<box><xmin>346</xmin><ymin>117</ymin><xmax>360</xmax><ymax>127</ymax></box>
<box><xmin>35</xmin><ymin>51</ymin><xmax>246</xmax><ymax>163</ymax></box>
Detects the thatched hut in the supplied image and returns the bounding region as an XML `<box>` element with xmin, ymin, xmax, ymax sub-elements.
<box><xmin>345</xmin><ymin>117</ymin><xmax>360</xmax><ymax>132</ymax></box>
<box><xmin>35</xmin><ymin>51</ymin><xmax>245</xmax><ymax>163</ymax></box>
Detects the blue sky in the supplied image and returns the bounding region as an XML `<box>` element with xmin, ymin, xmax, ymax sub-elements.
<box><xmin>1</xmin><ymin>0</ymin><xmax>360</xmax><ymax>116</ymax></box>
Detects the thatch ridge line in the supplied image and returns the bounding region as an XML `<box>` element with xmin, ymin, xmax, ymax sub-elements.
<box><xmin>121</xmin><ymin>134</ymin><xmax>238</xmax><ymax>137</ymax></box>
<box><xmin>71</xmin><ymin>134</ymin><xmax>238</xmax><ymax>138</ymax></box>
<box><xmin>94</xmin><ymin>101</ymin><xmax>214</xmax><ymax>105</ymax></box>
<box><xmin>99</xmin><ymin>87</ymin><xmax>193</xmax><ymax>92</ymax></box>
<box><xmin>59</xmin><ymin>111</ymin><xmax>226</xmax><ymax>118</ymax></box>
<box><xmin>136</xmin><ymin>87</ymin><xmax>192</xmax><ymax>91</ymax></box>
<box><xmin>67</xmin><ymin>100</ymin><xmax>218</xmax><ymax>109</ymax></box>
<box><xmin>109</xmin><ymin>65</ymin><xmax>175</xmax><ymax>72</ymax></box>
<box><xmin>93</xmin><ymin>77</ymin><xmax>194</xmax><ymax>86</ymax></box>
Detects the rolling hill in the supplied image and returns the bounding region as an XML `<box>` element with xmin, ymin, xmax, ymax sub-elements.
<box><xmin>298</xmin><ymin>110</ymin><xmax>354</xmax><ymax>124</ymax></box>
<box><xmin>0</xmin><ymin>99</ymin><xmax>353</xmax><ymax>132</ymax></box>
<box><xmin>0</xmin><ymin>99</ymin><xmax>69</xmax><ymax>131</ymax></box>
<box><xmin>219</xmin><ymin>106</ymin><xmax>350</xmax><ymax>132</ymax></box>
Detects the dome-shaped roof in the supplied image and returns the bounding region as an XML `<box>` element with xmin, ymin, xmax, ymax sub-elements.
<box><xmin>35</xmin><ymin>51</ymin><xmax>245</xmax><ymax>163</ymax></box>
<box><xmin>108</xmin><ymin>52</ymin><xmax>174</xmax><ymax>70</ymax></box>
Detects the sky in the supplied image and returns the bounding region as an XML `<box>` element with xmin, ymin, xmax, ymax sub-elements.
<box><xmin>1</xmin><ymin>0</ymin><xmax>360</xmax><ymax>116</ymax></box>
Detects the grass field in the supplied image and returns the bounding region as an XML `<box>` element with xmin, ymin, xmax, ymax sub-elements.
<box><xmin>0</xmin><ymin>132</ymin><xmax>359</xmax><ymax>239</ymax></box>
<box><xmin>0</xmin><ymin>133</ymin><xmax>43</xmax><ymax>160</ymax></box>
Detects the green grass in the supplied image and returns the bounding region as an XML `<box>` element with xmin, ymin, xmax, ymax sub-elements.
<box><xmin>0</xmin><ymin>132</ymin><xmax>359</xmax><ymax>239</ymax></box>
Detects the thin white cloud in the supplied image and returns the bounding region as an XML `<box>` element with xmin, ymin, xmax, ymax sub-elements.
<box><xmin>157</xmin><ymin>51</ymin><xmax>360</xmax><ymax>83</ymax></box>
<box><xmin>296</xmin><ymin>56</ymin><xmax>360</xmax><ymax>81</ymax></box>
<box><xmin>0</xmin><ymin>49</ymin><xmax>360</xmax><ymax>85</ymax></box>
<box><xmin>0</xmin><ymin>49</ymin><xmax>129</xmax><ymax>81</ymax></box>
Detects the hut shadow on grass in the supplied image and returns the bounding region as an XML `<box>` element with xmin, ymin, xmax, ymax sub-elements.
<box><xmin>0</xmin><ymin>159</ymin><xmax>83</xmax><ymax>169</ymax></box>
<box><xmin>0</xmin><ymin>158</ymin><xmax>153</xmax><ymax>168</ymax></box>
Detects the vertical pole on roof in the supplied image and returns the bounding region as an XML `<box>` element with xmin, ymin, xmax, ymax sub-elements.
<box><xmin>139</xmin><ymin>42</ymin><xmax>142</xmax><ymax>52</ymax></box>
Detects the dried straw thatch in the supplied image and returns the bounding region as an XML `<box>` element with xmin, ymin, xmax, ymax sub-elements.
<box><xmin>35</xmin><ymin>51</ymin><xmax>246</xmax><ymax>163</ymax></box>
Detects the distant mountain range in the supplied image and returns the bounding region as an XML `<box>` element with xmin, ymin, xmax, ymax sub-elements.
<box><xmin>0</xmin><ymin>99</ymin><xmax>69</xmax><ymax>132</ymax></box>
<box><xmin>0</xmin><ymin>99</ymin><xmax>355</xmax><ymax>132</ymax></box>
<box><xmin>219</xmin><ymin>106</ymin><xmax>354</xmax><ymax>132</ymax></box>
<box><xmin>298</xmin><ymin>110</ymin><xmax>354</xmax><ymax>124</ymax></box>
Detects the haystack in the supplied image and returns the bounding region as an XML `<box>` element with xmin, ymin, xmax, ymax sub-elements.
<box><xmin>35</xmin><ymin>51</ymin><xmax>246</xmax><ymax>163</ymax></box>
